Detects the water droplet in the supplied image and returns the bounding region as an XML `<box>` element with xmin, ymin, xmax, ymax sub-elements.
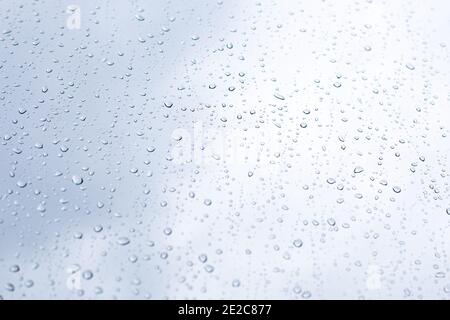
<box><xmin>72</xmin><ymin>175</ymin><xmax>83</xmax><ymax>185</ymax></box>
<box><xmin>392</xmin><ymin>186</ymin><xmax>402</xmax><ymax>193</ymax></box>
<box><xmin>204</xmin><ymin>265</ymin><xmax>214</xmax><ymax>273</ymax></box>
<box><xmin>82</xmin><ymin>270</ymin><xmax>94</xmax><ymax>280</ymax></box>
<box><xmin>274</xmin><ymin>93</ymin><xmax>285</xmax><ymax>100</ymax></box>
<box><xmin>16</xmin><ymin>180</ymin><xmax>27</xmax><ymax>188</ymax></box>
<box><xmin>199</xmin><ymin>254</ymin><xmax>208</xmax><ymax>263</ymax></box>
<box><xmin>164</xmin><ymin>101</ymin><xmax>173</xmax><ymax>108</ymax></box>
<box><xmin>9</xmin><ymin>265</ymin><xmax>20</xmax><ymax>273</ymax></box>
<box><xmin>117</xmin><ymin>237</ymin><xmax>130</xmax><ymax>246</ymax></box>
<box><xmin>353</xmin><ymin>166</ymin><xmax>364</xmax><ymax>174</ymax></box>
<box><xmin>135</xmin><ymin>14</ymin><xmax>145</xmax><ymax>21</ymax></box>
<box><xmin>73</xmin><ymin>232</ymin><xmax>83</xmax><ymax>239</ymax></box>
<box><xmin>293</xmin><ymin>239</ymin><xmax>303</xmax><ymax>248</ymax></box>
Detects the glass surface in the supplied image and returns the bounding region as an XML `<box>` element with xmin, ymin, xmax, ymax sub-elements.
<box><xmin>0</xmin><ymin>0</ymin><xmax>449</xmax><ymax>299</ymax></box>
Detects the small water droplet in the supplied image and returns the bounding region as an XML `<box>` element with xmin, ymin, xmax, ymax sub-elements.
<box><xmin>353</xmin><ymin>166</ymin><xmax>364</xmax><ymax>174</ymax></box>
<box><xmin>82</xmin><ymin>270</ymin><xmax>94</xmax><ymax>280</ymax></box>
<box><xmin>117</xmin><ymin>237</ymin><xmax>130</xmax><ymax>246</ymax></box>
<box><xmin>293</xmin><ymin>239</ymin><xmax>303</xmax><ymax>248</ymax></box>
<box><xmin>392</xmin><ymin>186</ymin><xmax>402</xmax><ymax>193</ymax></box>
<box><xmin>72</xmin><ymin>175</ymin><xmax>83</xmax><ymax>185</ymax></box>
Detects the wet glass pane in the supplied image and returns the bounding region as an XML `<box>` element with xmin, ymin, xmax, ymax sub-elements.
<box><xmin>1</xmin><ymin>0</ymin><xmax>450</xmax><ymax>299</ymax></box>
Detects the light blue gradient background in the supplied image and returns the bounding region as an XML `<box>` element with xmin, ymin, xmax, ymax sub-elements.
<box><xmin>1</xmin><ymin>0</ymin><xmax>450</xmax><ymax>299</ymax></box>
